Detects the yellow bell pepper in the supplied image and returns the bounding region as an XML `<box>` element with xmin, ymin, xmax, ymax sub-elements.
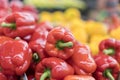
<box><xmin>85</xmin><ymin>21</ymin><xmax>108</xmax><ymax>36</ymax></box>
<box><xmin>69</xmin><ymin>27</ymin><xmax>87</xmax><ymax>44</ymax></box>
<box><xmin>39</xmin><ymin>11</ymin><xmax>52</xmax><ymax>22</ymax></box>
<box><xmin>72</xmin><ymin>28</ymin><xmax>88</xmax><ymax>44</ymax></box>
<box><xmin>110</xmin><ymin>27</ymin><xmax>120</xmax><ymax>40</ymax></box>
<box><xmin>67</xmin><ymin>18</ymin><xmax>87</xmax><ymax>44</ymax></box>
<box><xmin>64</xmin><ymin>8</ymin><xmax>81</xmax><ymax>21</ymax></box>
<box><xmin>69</xmin><ymin>18</ymin><xmax>85</xmax><ymax>29</ymax></box>
<box><xmin>52</xmin><ymin>11</ymin><xmax>65</xmax><ymax>22</ymax></box>
<box><xmin>51</xmin><ymin>11</ymin><xmax>66</xmax><ymax>26</ymax></box>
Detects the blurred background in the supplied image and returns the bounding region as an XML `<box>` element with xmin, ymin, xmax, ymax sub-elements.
<box><xmin>5</xmin><ymin>0</ymin><xmax>120</xmax><ymax>55</ymax></box>
<box><xmin>23</xmin><ymin>0</ymin><xmax>120</xmax><ymax>20</ymax></box>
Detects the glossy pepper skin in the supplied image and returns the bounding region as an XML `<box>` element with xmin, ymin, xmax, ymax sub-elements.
<box><xmin>0</xmin><ymin>72</ymin><xmax>19</xmax><ymax>80</ymax></box>
<box><xmin>0</xmin><ymin>0</ymin><xmax>9</xmax><ymax>19</ymax></box>
<box><xmin>0</xmin><ymin>0</ymin><xmax>8</xmax><ymax>10</ymax></box>
<box><xmin>35</xmin><ymin>21</ymin><xmax>53</xmax><ymax>32</ymax></box>
<box><xmin>10</xmin><ymin>0</ymin><xmax>39</xmax><ymax>22</ymax></box>
<box><xmin>22</xmin><ymin>5</ymin><xmax>38</xmax><ymax>14</ymax></box>
<box><xmin>35</xmin><ymin>57</ymin><xmax>74</xmax><ymax>80</ymax></box>
<box><xmin>28</xmin><ymin>28</ymin><xmax>49</xmax><ymax>76</ymax></box>
<box><xmin>28</xmin><ymin>22</ymin><xmax>53</xmax><ymax>76</ymax></box>
<box><xmin>0</xmin><ymin>72</ymin><xmax>7</xmax><ymax>80</ymax></box>
<box><xmin>45</xmin><ymin>27</ymin><xmax>75</xmax><ymax>60</ymax></box>
<box><xmin>64</xmin><ymin>75</ymin><xmax>95</xmax><ymax>80</ymax></box>
<box><xmin>93</xmin><ymin>54</ymin><xmax>120</xmax><ymax>80</ymax></box>
<box><xmin>1</xmin><ymin>12</ymin><xmax>35</xmax><ymax>38</ymax></box>
<box><xmin>99</xmin><ymin>38</ymin><xmax>120</xmax><ymax>63</ymax></box>
<box><xmin>70</xmin><ymin>42</ymin><xmax>96</xmax><ymax>75</ymax></box>
<box><xmin>0</xmin><ymin>39</ymin><xmax>32</xmax><ymax>76</ymax></box>
<box><xmin>0</xmin><ymin>36</ymin><xmax>13</xmax><ymax>46</ymax></box>
<box><xmin>29</xmin><ymin>22</ymin><xmax>53</xmax><ymax>60</ymax></box>
<box><xmin>9</xmin><ymin>0</ymin><xmax>23</xmax><ymax>12</ymax></box>
<box><xmin>0</xmin><ymin>9</ymin><xmax>9</xmax><ymax>19</ymax></box>
<box><xmin>22</xmin><ymin>5</ymin><xmax>39</xmax><ymax>22</ymax></box>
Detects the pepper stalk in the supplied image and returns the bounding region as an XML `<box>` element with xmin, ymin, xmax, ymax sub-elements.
<box><xmin>56</xmin><ymin>40</ymin><xmax>73</xmax><ymax>50</ymax></box>
<box><xmin>40</xmin><ymin>69</ymin><xmax>50</xmax><ymax>80</ymax></box>
<box><xmin>103</xmin><ymin>48</ymin><xmax>115</xmax><ymax>55</ymax></box>
<box><xmin>1</xmin><ymin>22</ymin><xmax>16</xmax><ymax>29</ymax></box>
<box><xmin>103</xmin><ymin>69</ymin><xmax>115</xmax><ymax>80</ymax></box>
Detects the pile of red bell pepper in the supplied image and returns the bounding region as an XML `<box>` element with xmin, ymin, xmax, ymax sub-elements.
<box><xmin>0</xmin><ymin>0</ymin><xmax>120</xmax><ymax>80</ymax></box>
<box><xmin>93</xmin><ymin>38</ymin><xmax>120</xmax><ymax>80</ymax></box>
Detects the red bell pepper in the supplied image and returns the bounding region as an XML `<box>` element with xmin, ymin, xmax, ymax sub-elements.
<box><xmin>22</xmin><ymin>5</ymin><xmax>39</xmax><ymax>22</ymax></box>
<box><xmin>26</xmin><ymin>59</ymin><xmax>37</xmax><ymax>75</ymax></box>
<box><xmin>64</xmin><ymin>75</ymin><xmax>95</xmax><ymax>80</ymax></box>
<box><xmin>10</xmin><ymin>0</ymin><xmax>39</xmax><ymax>21</ymax></box>
<box><xmin>27</xmin><ymin>74</ymin><xmax>35</xmax><ymax>80</ymax></box>
<box><xmin>0</xmin><ymin>36</ymin><xmax>13</xmax><ymax>46</ymax></box>
<box><xmin>0</xmin><ymin>8</ymin><xmax>9</xmax><ymax>19</ymax></box>
<box><xmin>35</xmin><ymin>57</ymin><xmax>74</xmax><ymax>80</ymax></box>
<box><xmin>6</xmin><ymin>75</ymin><xmax>19</xmax><ymax>80</ymax></box>
<box><xmin>0</xmin><ymin>72</ymin><xmax>19</xmax><ymax>80</ymax></box>
<box><xmin>35</xmin><ymin>21</ymin><xmax>53</xmax><ymax>32</ymax></box>
<box><xmin>0</xmin><ymin>72</ymin><xmax>7</xmax><ymax>80</ymax></box>
<box><xmin>1</xmin><ymin>12</ymin><xmax>35</xmax><ymax>38</ymax></box>
<box><xmin>0</xmin><ymin>0</ymin><xmax>9</xmax><ymax>20</ymax></box>
<box><xmin>0</xmin><ymin>39</ymin><xmax>32</xmax><ymax>76</ymax></box>
<box><xmin>29</xmin><ymin>22</ymin><xmax>53</xmax><ymax>60</ymax></box>
<box><xmin>93</xmin><ymin>54</ymin><xmax>120</xmax><ymax>80</ymax></box>
<box><xmin>28</xmin><ymin>22</ymin><xmax>53</xmax><ymax>76</ymax></box>
<box><xmin>22</xmin><ymin>5</ymin><xmax>38</xmax><ymax>14</ymax></box>
<box><xmin>99</xmin><ymin>38</ymin><xmax>120</xmax><ymax>63</ymax></box>
<box><xmin>0</xmin><ymin>0</ymin><xmax>8</xmax><ymax>10</ymax></box>
<box><xmin>29</xmin><ymin>29</ymin><xmax>49</xmax><ymax>60</ymax></box>
<box><xmin>22</xmin><ymin>35</ymin><xmax>32</xmax><ymax>42</ymax></box>
<box><xmin>9</xmin><ymin>0</ymin><xmax>23</xmax><ymax>12</ymax></box>
<box><xmin>45</xmin><ymin>27</ymin><xmax>75</xmax><ymax>60</ymax></box>
<box><xmin>0</xmin><ymin>0</ymin><xmax>9</xmax><ymax>19</ymax></box>
<box><xmin>70</xmin><ymin>42</ymin><xmax>96</xmax><ymax>75</ymax></box>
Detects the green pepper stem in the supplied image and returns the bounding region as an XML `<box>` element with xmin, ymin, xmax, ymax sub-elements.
<box><xmin>104</xmin><ymin>69</ymin><xmax>115</xmax><ymax>80</ymax></box>
<box><xmin>103</xmin><ymin>48</ymin><xmax>115</xmax><ymax>55</ymax></box>
<box><xmin>56</xmin><ymin>41</ymin><xmax>73</xmax><ymax>49</ymax></box>
<box><xmin>40</xmin><ymin>69</ymin><xmax>50</xmax><ymax>80</ymax></box>
<box><xmin>1</xmin><ymin>22</ymin><xmax>16</xmax><ymax>29</ymax></box>
<box><xmin>32</xmin><ymin>53</ymin><xmax>40</xmax><ymax>62</ymax></box>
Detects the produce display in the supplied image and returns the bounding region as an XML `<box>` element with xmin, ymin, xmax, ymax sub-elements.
<box><xmin>93</xmin><ymin>54</ymin><xmax>120</xmax><ymax>80</ymax></box>
<box><xmin>38</xmin><ymin>8</ymin><xmax>120</xmax><ymax>56</ymax></box>
<box><xmin>0</xmin><ymin>0</ymin><xmax>120</xmax><ymax>80</ymax></box>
